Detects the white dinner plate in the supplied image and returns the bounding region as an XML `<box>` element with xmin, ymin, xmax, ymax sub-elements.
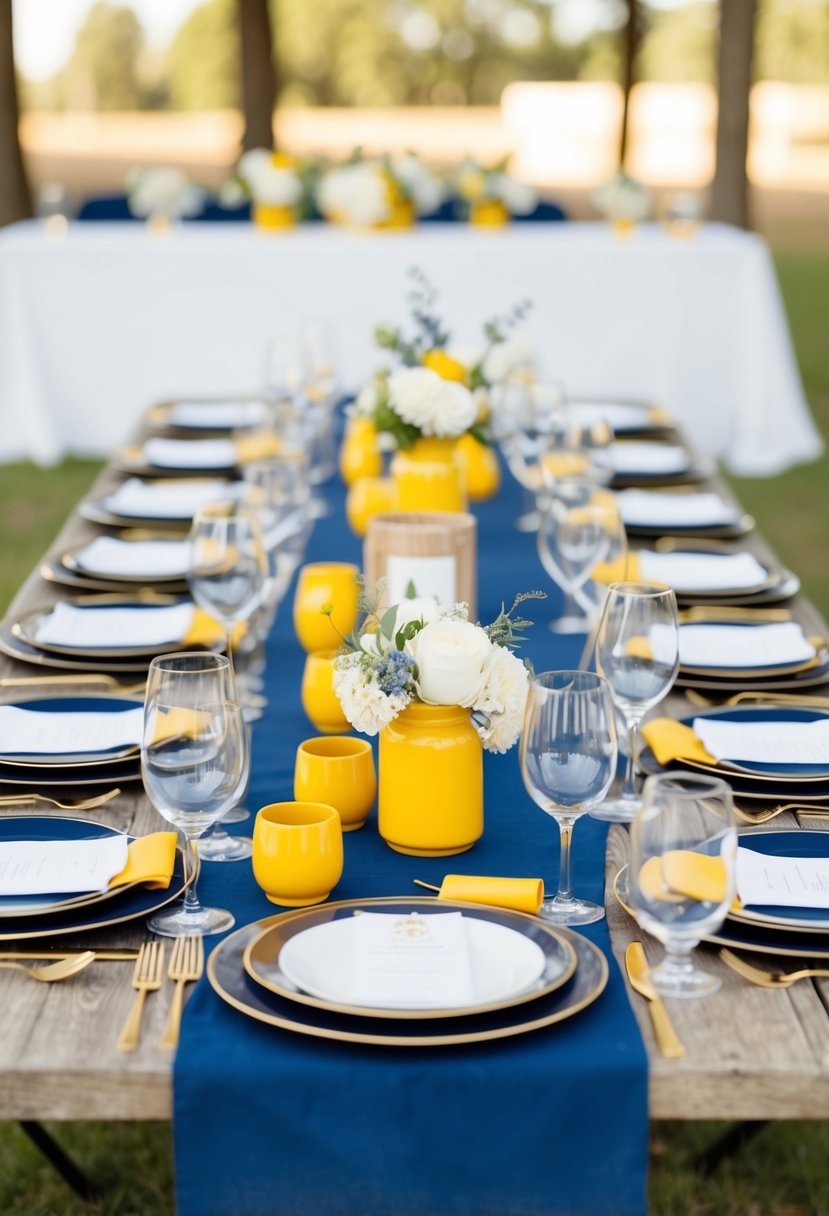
<box><xmin>278</xmin><ymin>914</ymin><xmax>552</xmax><ymax>1012</ymax></box>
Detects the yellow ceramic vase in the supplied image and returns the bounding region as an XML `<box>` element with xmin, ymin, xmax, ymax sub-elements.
<box><xmin>391</xmin><ymin>437</ymin><xmax>466</xmax><ymax>514</ymax></box>
<box><xmin>346</xmin><ymin>476</ymin><xmax>399</xmax><ymax>537</ymax></box>
<box><xmin>300</xmin><ymin>650</ymin><xmax>351</xmax><ymax>734</ymax></box>
<box><xmin>378</xmin><ymin>702</ymin><xmax>483</xmax><ymax>856</ymax></box>
<box><xmin>254</xmin><ymin>203</ymin><xmax>297</xmax><ymax>231</ymax></box>
<box><xmin>455</xmin><ymin>433</ymin><xmax>500</xmax><ymax>502</ymax></box>
<box><xmin>339</xmin><ymin>418</ymin><xmax>382</xmax><ymax>486</ymax></box>
<box><xmin>470</xmin><ymin>200</ymin><xmax>509</xmax><ymax>228</ymax></box>
<box><xmin>293</xmin><ymin>561</ymin><xmax>359</xmax><ymax>653</ymax></box>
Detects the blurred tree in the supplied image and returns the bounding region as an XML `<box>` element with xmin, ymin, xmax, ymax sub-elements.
<box><xmin>60</xmin><ymin>2</ymin><xmax>147</xmax><ymax>109</ymax></box>
<box><xmin>638</xmin><ymin>2</ymin><xmax>717</xmax><ymax>82</ymax></box>
<box><xmin>711</xmin><ymin>0</ymin><xmax>756</xmax><ymax>227</ymax></box>
<box><xmin>239</xmin><ymin>0</ymin><xmax>277</xmax><ymax>146</ymax></box>
<box><xmin>167</xmin><ymin>0</ymin><xmax>240</xmax><ymax>110</ymax></box>
<box><xmin>0</xmin><ymin>0</ymin><xmax>31</xmax><ymax>224</ymax></box>
<box><xmin>756</xmin><ymin>0</ymin><xmax>829</xmax><ymax>82</ymax></box>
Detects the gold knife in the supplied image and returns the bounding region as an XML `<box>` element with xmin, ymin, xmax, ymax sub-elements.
<box><xmin>624</xmin><ymin>941</ymin><xmax>685</xmax><ymax>1060</ymax></box>
<box><xmin>0</xmin><ymin>950</ymin><xmax>139</xmax><ymax>961</ymax></box>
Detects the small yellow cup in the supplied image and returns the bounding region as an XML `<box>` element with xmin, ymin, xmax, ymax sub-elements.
<box><xmin>252</xmin><ymin>801</ymin><xmax>344</xmax><ymax>907</ymax></box>
<box><xmin>339</xmin><ymin>418</ymin><xmax>382</xmax><ymax>486</ymax></box>
<box><xmin>293</xmin><ymin>561</ymin><xmax>360</xmax><ymax>653</ymax></box>
<box><xmin>294</xmin><ymin>737</ymin><xmax>377</xmax><ymax>832</ymax></box>
<box><xmin>300</xmin><ymin>650</ymin><xmax>351</xmax><ymax>734</ymax></box>
<box><xmin>346</xmin><ymin>476</ymin><xmax>398</xmax><ymax>537</ymax></box>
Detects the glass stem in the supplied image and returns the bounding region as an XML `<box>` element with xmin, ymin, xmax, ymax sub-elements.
<box><xmin>182</xmin><ymin>836</ymin><xmax>204</xmax><ymax>916</ymax></box>
<box><xmin>556</xmin><ymin>816</ymin><xmax>574</xmax><ymax>904</ymax></box>
<box><xmin>621</xmin><ymin>718</ymin><xmax>641</xmax><ymax>800</ymax></box>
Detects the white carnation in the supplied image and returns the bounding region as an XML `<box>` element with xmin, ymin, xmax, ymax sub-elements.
<box><xmin>332</xmin><ymin>653</ymin><xmax>409</xmax><ymax>736</ymax></box>
<box><xmin>481</xmin><ymin>338</ymin><xmax>535</xmax><ymax>386</ymax></box>
<box><xmin>492</xmin><ymin>174</ymin><xmax>536</xmax><ymax>215</ymax></box>
<box><xmin>472</xmin><ymin>645</ymin><xmax>529</xmax><ymax>753</ymax></box>
<box><xmin>388</xmin><ymin>367</ymin><xmax>477</xmax><ymax>438</ymax></box>
<box><xmin>317</xmin><ymin>163</ymin><xmax>390</xmax><ymax>227</ymax></box>
<box><xmin>592</xmin><ymin>172</ymin><xmax>651</xmax><ymax>222</ymax></box>
<box><xmin>126</xmin><ymin>167</ymin><xmax>205</xmax><ymax>219</ymax></box>
<box><xmin>394</xmin><ymin>154</ymin><xmax>445</xmax><ymax>215</ymax></box>
<box><xmin>238</xmin><ymin>149</ymin><xmax>302</xmax><ymax>207</ymax></box>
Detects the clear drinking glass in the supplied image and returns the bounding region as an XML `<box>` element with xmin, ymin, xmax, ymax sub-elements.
<box><xmin>142</xmin><ymin>653</ymin><xmax>247</xmax><ymax>936</ymax></box>
<box><xmin>592</xmin><ymin>581</ymin><xmax>679</xmax><ymax>824</ymax></box>
<box><xmin>494</xmin><ymin>381</ymin><xmax>568</xmax><ymax>531</ymax></box>
<box><xmin>630</xmin><ymin>772</ymin><xmax>736</xmax><ymax>997</ymax></box>
<box><xmin>536</xmin><ymin>480</ymin><xmax>627</xmax><ymax>634</ymax></box>
<box><xmin>519</xmin><ymin>670</ymin><xmax>618</xmax><ymax>925</ymax></box>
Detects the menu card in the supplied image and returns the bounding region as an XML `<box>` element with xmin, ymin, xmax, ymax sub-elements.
<box><xmin>143</xmin><ymin>438</ymin><xmax>237</xmax><ymax>470</ymax></box>
<box><xmin>107</xmin><ymin>478</ymin><xmax>242</xmax><ymax>519</ymax></box>
<box><xmin>638</xmin><ymin>550</ymin><xmax>768</xmax><ymax>591</ymax></box>
<box><xmin>0</xmin><ymin>835</ymin><xmax>129</xmax><ymax>896</ymax></box>
<box><xmin>169</xmin><ymin>401</ymin><xmax>269</xmax><ymax>429</ymax></box>
<box><xmin>607</xmin><ymin>443</ymin><xmax>690</xmax><ymax>476</ymax></box>
<box><xmin>678</xmin><ymin>622</ymin><xmax>816</xmax><ymax>669</ymax></box>
<box><xmin>73</xmin><ymin>536</ymin><xmax>191</xmax><ymax>578</ymax></box>
<box><xmin>616</xmin><ymin>490</ymin><xmax>739</xmax><ymax>528</ymax></box>
<box><xmin>350</xmin><ymin>911</ymin><xmax>474</xmax><ymax>1007</ymax></box>
<box><xmin>693</xmin><ymin>717</ymin><xmax>829</xmax><ymax>767</ymax></box>
<box><xmin>0</xmin><ymin>704</ymin><xmax>143</xmax><ymax>757</ymax></box>
<box><xmin>737</xmin><ymin>846</ymin><xmax>829</xmax><ymax>909</ymax></box>
<box><xmin>35</xmin><ymin>602</ymin><xmax>196</xmax><ymax>649</ymax></box>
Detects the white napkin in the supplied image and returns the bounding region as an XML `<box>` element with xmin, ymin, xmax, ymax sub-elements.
<box><xmin>0</xmin><ymin>836</ymin><xmax>129</xmax><ymax>896</ymax></box>
<box><xmin>168</xmin><ymin>400</ymin><xmax>269</xmax><ymax>429</ymax></box>
<box><xmin>737</xmin><ymin>846</ymin><xmax>829</xmax><ymax>910</ymax></box>
<box><xmin>638</xmin><ymin>550</ymin><xmax>768</xmax><ymax>592</ymax></box>
<box><xmin>106</xmin><ymin>478</ymin><xmax>242</xmax><ymax>519</ymax></box>
<box><xmin>693</xmin><ymin>717</ymin><xmax>829</xmax><ymax>767</ymax></box>
<box><xmin>608</xmin><ymin>442</ymin><xmax>690</xmax><ymax>476</ymax></box>
<box><xmin>678</xmin><ymin>622</ymin><xmax>816</xmax><ymax>669</ymax></box>
<box><xmin>350</xmin><ymin>911</ymin><xmax>474</xmax><ymax>1007</ymax></box>
<box><xmin>0</xmin><ymin>704</ymin><xmax>143</xmax><ymax>757</ymax></box>
<box><xmin>72</xmin><ymin>536</ymin><xmax>191</xmax><ymax>579</ymax></box>
<box><xmin>568</xmin><ymin>402</ymin><xmax>651</xmax><ymax>431</ymax></box>
<box><xmin>143</xmin><ymin>438</ymin><xmax>237</xmax><ymax>470</ymax></box>
<box><xmin>34</xmin><ymin>601</ymin><xmax>196</xmax><ymax>650</ymax></box>
<box><xmin>617</xmin><ymin>489</ymin><xmax>740</xmax><ymax>528</ymax></box>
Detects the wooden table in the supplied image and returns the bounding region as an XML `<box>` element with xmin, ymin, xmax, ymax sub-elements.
<box><xmin>2</xmin><ymin>460</ymin><xmax>829</xmax><ymax>1127</ymax></box>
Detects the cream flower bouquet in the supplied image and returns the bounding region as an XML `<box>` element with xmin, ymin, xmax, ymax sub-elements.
<box><xmin>329</xmin><ymin>587</ymin><xmax>542</xmax><ymax>753</ymax></box>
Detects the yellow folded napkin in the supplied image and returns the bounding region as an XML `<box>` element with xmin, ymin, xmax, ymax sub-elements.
<box><xmin>541</xmin><ymin>452</ymin><xmax>590</xmax><ymax>480</ymax></box>
<box><xmin>641</xmin><ymin>718</ymin><xmax>717</xmax><ymax>766</ymax></box>
<box><xmin>435</xmin><ymin>874</ymin><xmax>544</xmax><ymax>916</ymax></box>
<box><xmin>592</xmin><ymin>553</ymin><xmax>641</xmax><ymax>584</ymax></box>
<box><xmin>235</xmin><ymin>434</ymin><xmax>282</xmax><ymax>464</ymax></box>
<box><xmin>182</xmin><ymin>607</ymin><xmax>245</xmax><ymax>651</ymax></box>
<box><xmin>637</xmin><ymin>850</ymin><xmax>729</xmax><ymax>905</ymax></box>
<box><xmin>109</xmin><ymin>832</ymin><xmax>178</xmax><ymax>890</ymax></box>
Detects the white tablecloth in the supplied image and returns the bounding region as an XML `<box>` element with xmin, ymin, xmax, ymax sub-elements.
<box><xmin>0</xmin><ymin>220</ymin><xmax>821</xmax><ymax>475</ymax></box>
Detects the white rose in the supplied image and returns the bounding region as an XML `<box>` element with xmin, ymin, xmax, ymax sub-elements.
<box><xmin>409</xmin><ymin>619</ymin><xmax>491</xmax><ymax>707</ymax></box>
<box><xmin>390</xmin><ymin>596</ymin><xmax>443</xmax><ymax>633</ymax></box>
<box><xmin>394</xmin><ymin>154</ymin><xmax>445</xmax><ymax>215</ymax></box>
<box><xmin>493</xmin><ymin>174</ymin><xmax>537</xmax><ymax>215</ymax></box>
<box><xmin>239</xmin><ymin>150</ymin><xmax>302</xmax><ymax>207</ymax></box>
<box><xmin>317</xmin><ymin>163</ymin><xmax>390</xmax><ymax>227</ymax></box>
<box><xmin>127</xmin><ymin>167</ymin><xmax>205</xmax><ymax>219</ymax></box>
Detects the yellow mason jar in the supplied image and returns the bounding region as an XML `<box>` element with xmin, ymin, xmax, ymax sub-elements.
<box><xmin>391</xmin><ymin>437</ymin><xmax>466</xmax><ymax>514</ymax></box>
<box><xmin>455</xmin><ymin>432</ymin><xmax>500</xmax><ymax>502</ymax></box>
<box><xmin>339</xmin><ymin>417</ymin><xmax>382</xmax><ymax>486</ymax></box>
<box><xmin>253</xmin><ymin>203</ymin><xmax>297</xmax><ymax>231</ymax></box>
<box><xmin>378</xmin><ymin>702</ymin><xmax>483</xmax><ymax>856</ymax></box>
<box><xmin>470</xmin><ymin>200</ymin><xmax>509</xmax><ymax>228</ymax></box>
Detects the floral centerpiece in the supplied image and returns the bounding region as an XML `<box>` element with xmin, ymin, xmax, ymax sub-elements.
<box><xmin>125</xmin><ymin>167</ymin><xmax>206</xmax><ymax>229</ymax></box>
<box><xmin>328</xmin><ymin>586</ymin><xmax>542</xmax><ymax>855</ymax></box>
<box><xmin>316</xmin><ymin>152</ymin><xmax>444</xmax><ymax>230</ymax></box>
<box><xmin>344</xmin><ymin>270</ymin><xmax>532</xmax><ymax>508</ymax></box>
<box><xmin>453</xmin><ymin>158</ymin><xmax>537</xmax><ymax>227</ymax></box>
<box><xmin>592</xmin><ymin>170</ymin><xmax>651</xmax><ymax>235</ymax></box>
<box><xmin>229</xmin><ymin>148</ymin><xmax>312</xmax><ymax>229</ymax></box>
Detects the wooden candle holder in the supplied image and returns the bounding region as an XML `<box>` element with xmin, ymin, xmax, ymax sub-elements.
<box><xmin>364</xmin><ymin>512</ymin><xmax>477</xmax><ymax>618</ymax></box>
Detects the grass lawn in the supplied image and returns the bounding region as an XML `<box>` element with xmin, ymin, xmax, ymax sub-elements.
<box><xmin>0</xmin><ymin>249</ymin><xmax>827</xmax><ymax>1214</ymax></box>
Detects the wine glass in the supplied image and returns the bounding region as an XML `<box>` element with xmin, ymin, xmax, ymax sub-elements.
<box><xmin>536</xmin><ymin>480</ymin><xmax>627</xmax><ymax>634</ymax></box>
<box><xmin>142</xmin><ymin>653</ymin><xmax>247</xmax><ymax>936</ymax></box>
<box><xmin>592</xmin><ymin>581</ymin><xmax>680</xmax><ymax>824</ymax></box>
<box><xmin>493</xmin><ymin>380</ymin><xmax>568</xmax><ymax>531</ymax></box>
<box><xmin>629</xmin><ymin>772</ymin><xmax>736</xmax><ymax>997</ymax></box>
<box><xmin>519</xmin><ymin>670</ymin><xmax>618</xmax><ymax>925</ymax></box>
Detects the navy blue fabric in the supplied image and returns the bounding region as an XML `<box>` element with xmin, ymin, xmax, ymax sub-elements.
<box><xmin>420</xmin><ymin>198</ymin><xmax>567</xmax><ymax>224</ymax></box>
<box><xmin>75</xmin><ymin>194</ymin><xmax>252</xmax><ymax>223</ymax></box>
<box><xmin>173</xmin><ymin>466</ymin><xmax>648</xmax><ymax>1216</ymax></box>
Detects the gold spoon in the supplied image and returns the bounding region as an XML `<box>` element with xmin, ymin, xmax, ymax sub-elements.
<box><xmin>0</xmin><ymin>951</ymin><xmax>96</xmax><ymax>982</ymax></box>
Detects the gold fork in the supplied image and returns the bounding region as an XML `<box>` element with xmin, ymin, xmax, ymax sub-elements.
<box><xmin>117</xmin><ymin>940</ymin><xmax>165</xmax><ymax>1052</ymax></box>
<box><xmin>159</xmin><ymin>935</ymin><xmax>205</xmax><ymax>1050</ymax></box>
<box><xmin>0</xmin><ymin>788</ymin><xmax>121</xmax><ymax>812</ymax></box>
<box><xmin>0</xmin><ymin>952</ymin><xmax>96</xmax><ymax>982</ymax></box>
<box><xmin>720</xmin><ymin>948</ymin><xmax>829</xmax><ymax>988</ymax></box>
<box><xmin>0</xmin><ymin>674</ymin><xmax>146</xmax><ymax>694</ymax></box>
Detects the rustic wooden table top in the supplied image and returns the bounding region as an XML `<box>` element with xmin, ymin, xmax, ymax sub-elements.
<box><xmin>2</xmin><ymin>453</ymin><xmax>829</xmax><ymax>1124</ymax></box>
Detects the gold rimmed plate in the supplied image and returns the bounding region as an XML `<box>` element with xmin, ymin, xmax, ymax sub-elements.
<box><xmin>0</xmin><ymin>621</ymin><xmax>151</xmax><ymax>674</ymax></box>
<box><xmin>60</xmin><ymin>536</ymin><xmax>192</xmax><ymax>585</ymax></box>
<box><xmin>242</xmin><ymin>900</ymin><xmax>578</xmax><ymax>1021</ymax></box>
<box><xmin>0</xmin><ymin>696</ymin><xmax>141</xmax><ymax>770</ymax></box>
<box><xmin>40</xmin><ymin>559</ymin><xmax>190</xmax><ymax>595</ymax></box>
<box><xmin>210</xmin><ymin>898</ymin><xmax>608</xmax><ymax>1049</ymax></box>
<box><xmin>11</xmin><ymin>600</ymin><xmax>210</xmax><ymax>661</ymax></box>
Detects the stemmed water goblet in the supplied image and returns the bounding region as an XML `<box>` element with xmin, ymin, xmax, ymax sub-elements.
<box><xmin>142</xmin><ymin>653</ymin><xmax>248</xmax><ymax>936</ymax></box>
<box><xmin>591</xmin><ymin>581</ymin><xmax>680</xmax><ymax>823</ymax></box>
<box><xmin>536</xmin><ymin>479</ymin><xmax>627</xmax><ymax>634</ymax></box>
<box><xmin>629</xmin><ymin>772</ymin><xmax>736</xmax><ymax>997</ymax></box>
<box><xmin>493</xmin><ymin>380</ymin><xmax>568</xmax><ymax>531</ymax></box>
<box><xmin>519</xmin><ymin>670</ymin><xmax>618</xmax><ymax>925</ymax></box>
